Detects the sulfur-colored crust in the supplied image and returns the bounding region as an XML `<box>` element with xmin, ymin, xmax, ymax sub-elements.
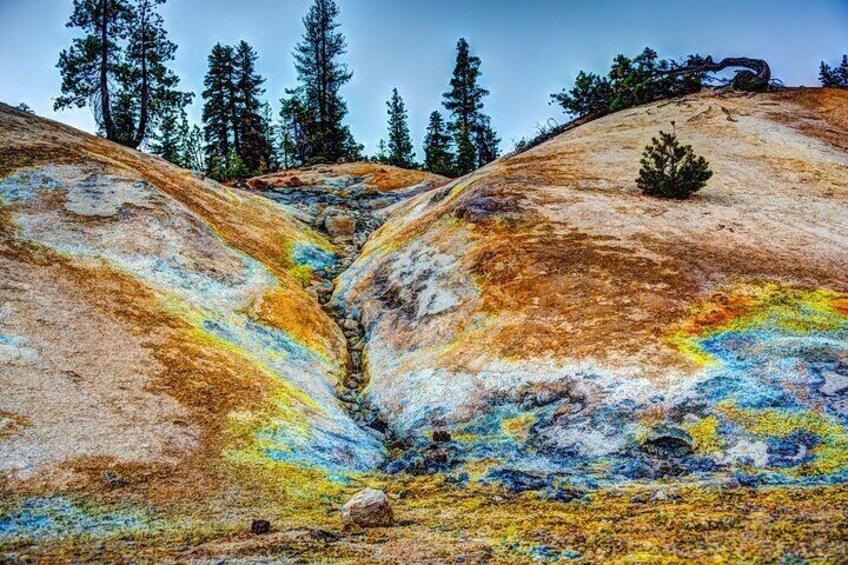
<box><xmin>0</xmin><ymin>102</ymin><xmax>381</xmax><ymax>545</ymax></box>
<box><xmin>338</xmin><ymin>89</ymin><xmax>847</xmax><ymax>427</ymax></box>
<box><xmin>248</xmin><ymin>162</ymin><xmax>447</xmax><ymax>194</ymax></box>
<box><xmin>3</xmin><ymin>90</ymin><xmax>848</xmax><ymax>562</ymax></box>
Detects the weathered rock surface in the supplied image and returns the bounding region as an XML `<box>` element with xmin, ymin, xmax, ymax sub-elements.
<box><xmin>3</xmin><ymin>91</ymin><xmax>848</xmax><ymax>561</ymax></box>
<box><xmin>325</xmin><ymin>214</ymin><xmax>357</xmax><ymax>242</ymax></box>
<box><xmin>341</xmin><ymin>488</ymin><xmax>394</xmax><ymax>527</ymax></box>
<box><xmin>0</xmin><ymin>103</ymin><xmax>383</xmax><ymax>488</ymax></box>
<box><xmin>336</xmin><ymin>89</ymin><xmax>848</xmax><ymax>485</ymax></box>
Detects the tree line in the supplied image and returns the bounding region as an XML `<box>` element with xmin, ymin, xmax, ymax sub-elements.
<box><xmin>56</xmin><ymin>0</ymin><xmax>501</xmax><ymax>181</ymax></box>
<box><xmin>55</xmin><ymin>0</ymin><xmax>847</xmax><ymax>182</ymax></box>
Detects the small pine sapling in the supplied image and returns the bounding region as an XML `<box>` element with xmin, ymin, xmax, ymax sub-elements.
<box><xmin>637</xmin><ymin>122</ymin><xmax>712</xmax><ymax>199</ymax></box>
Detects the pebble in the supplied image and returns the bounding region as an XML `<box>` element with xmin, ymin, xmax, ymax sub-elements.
<box><xmin>251</xmin><ymin>519</ymin><xmax>271</xmax><ymax>535</ymax></box>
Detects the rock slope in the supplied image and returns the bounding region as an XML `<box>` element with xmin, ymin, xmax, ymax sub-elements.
<box><xmin>337</xmin><ymin>89</ymin><xmax>848</xmax><ymax>486</ymax></box>
<box><xmin>0</xmin><ymin>103</ymin><xmax>385</xmax><ymax>534</ymax></box>
<box><xmin>3</xmin><ymin>91</ymin><xmax>848</xmax><ymax>562</ymax></box>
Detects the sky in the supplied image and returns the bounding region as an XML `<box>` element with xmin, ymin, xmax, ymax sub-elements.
<box><xmin>1</xmin><ymin>0</ymin><xmax>847</xmax><ymax>156</ymax></box>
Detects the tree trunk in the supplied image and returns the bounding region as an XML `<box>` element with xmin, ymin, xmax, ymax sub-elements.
<box><xmin>132</xmin><ymin>3</ymin><xmax>150</xmax><ymax>149</ymax></box>
<box><xmin>100</xmin><ymin>0</ymin><xmax>115</xmax><ymax>141</ymax></box>
<box><xmin>664</xmin><ymin>56</ymin><xmax>771</xmax><ymax>93</ymax></box>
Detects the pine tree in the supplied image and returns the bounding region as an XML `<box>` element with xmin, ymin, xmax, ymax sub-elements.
<box><xmin>56</xmin><ymin>0</ymin><xmax>184</xmax><ymax>148</ymax></box>
<box><xmin>443</xmin><ymin>38</ymin><xmax>497</xmax><ymax>175</ymax></box>
<box><xmin>150</xmin><ymin>93</ymin><xmax>196</xmax><ymax>168</ymax></box>
<box><xmin>202</xmin><ymin>43</ymin><xmax>235</xmax><ymax>179</ymax></box>
<box><xmin>260</xmin><ymin>102</ymin><xmax>279</xmax><ymax>172</ymax></box>
<box><xmin>474</xmin><ymin>114</ymin><xmax>500</xmax><ymax>168</ymax></box>
<box><xmin>232</xmin><ymin>41</ymin><xmax>271</xmax><ymax>175</ymax></box>
<box><xmin>123</xmin><ymin>0</ymin><xmax>181</xmax><ymax>147</ymax></box>
<box><xmin>637</xmin><ymin>124</ymin><xmax>712</xmax><ymax>199</ymax></box>
<box><xmin>819</xmin><ymin>55</ymin><xmax>848</xmax><ymax>87</ymax></box>
<box><xmin>454</xmin><ymin>122</ymin><xmax>476</xmax><ymax>177</ymax></box>
<box><xmin>552</xmin><ymin>48</ymin><xmax>706</xmax><ymax>119</ymax></box>
<box><xmin>423</xmin><ymin>111</ymin><xmax>453</xmax><ymax>176</ymax></box>
<box><xmin>373</xmin><ymin>140</ymin><xmax>389</xmax><ymax>164</ymax></box>
<box><xmin>293</xmin><ymin>0</ymin><xmax>357</xmax><ymax>164</ymax></box>
<box><xmin>179</xmin><ymin>119</ymin><xmax>206</xmax><ymax>172</ymax></box>
<box><xmin>224</xmin><ymin>148</ymin><xmax>250</xmax><ymax>180</ymax></box>
<box><xmin>56</xmin><ymin>0</ymin><xmax>132</xmax><ymax>143</ymax></box>
<box><xmin>385</xmin><ymin>88</ymin><xmax>415</xmax><ymax>168</ymax></box>
<box><xmin>279</xmin><ymin>89</ymin><xmax>312</xmax><ymax>168</ymax></box>
<box><xmin>148</xmin><ymin>100</ymin><xmax>183</xmax><ymax>164</ymax></box>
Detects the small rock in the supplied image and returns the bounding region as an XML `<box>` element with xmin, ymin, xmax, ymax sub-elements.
<box><xmin>341</xmin><ymin>488</ymin><xmax>394</xmax><ymax>527</ymax></box>
<box><xmin>821</xmin><ymin>371</ymin><xmax>848</xmax><ymax>397</ymax></box>
<box><xmin>640</xmin><ymin>425</ymin><xmax>695</xmax><ymax>458</ymax></box>
<box><xmin>547</xmin><ymin>486</ymin><xmax>584</xmax><ymax>503</ymax></box>
<box><xmin>432</xmin><ymin>430</ymin><xmax>452</xmax><ymax>443</ymax></box>
<box><xmin>102</xmin><ymin>471</ymin><xmax>127</xmax><ymax>488</ymax></box>
<box><xmin>342</xmin><ymin>318</ymin><xmax>359</xmax><ymax>331</ymax></box>
<box><xmin>650</xmin><ymin>490</ymin><xmax>669</xmax><ymax>503</ymax></box>
<box><xmin>251</xmin><ymin>519</ymin><xmax>271</xmax><ymax>535</ymax></box>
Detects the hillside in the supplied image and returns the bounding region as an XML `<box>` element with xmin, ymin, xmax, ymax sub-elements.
<box><xmin>338</xmin><ymin>88</ymin><xmax>848</xmax><ymax>483</ymax></box>
<box><xmin>2</xmin><ymin>91</ymin><xmax>848</xmax><ymax>562</ymax></box>
<box><xmin>0</xmin><ymin>103</ymin><xmax>386</xmax><ymax>552</ymax></box>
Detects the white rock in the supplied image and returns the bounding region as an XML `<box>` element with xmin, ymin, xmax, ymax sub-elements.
<box><xmin>341</xmin><ymin>488</ymin><xmax>394</xmax><ymax>527</ymax></box>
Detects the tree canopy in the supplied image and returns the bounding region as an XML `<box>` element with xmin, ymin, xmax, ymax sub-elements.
<box><xmin>385</xmin><ymin>88</ymin><xmax>415</xmax><ymax>169</ymax></box>
<box><xmin>56</xmin><ymin>0</ymin><xmax>185</xmax><ymax>148</ymax></box>
<box><xmin>291</xmin><ymin>0</ymin><xmax>360</xmax><ymax>164</ymax></box>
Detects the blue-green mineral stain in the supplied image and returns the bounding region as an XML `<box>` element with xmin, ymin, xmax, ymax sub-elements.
<box><xmin>291</xmin><ymin>243</ymin><xmax>336</xmax><ymax>271</ymax></box>
<box><xmin>0</xmin><ymin>496</ymin><xmax>150</xmax><ymax>541</ymax></box>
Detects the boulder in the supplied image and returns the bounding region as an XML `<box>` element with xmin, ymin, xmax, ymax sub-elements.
<box><xmin>325</xmin><ymin>214</ymin><xmax>356</xmax><ymax>241</ymax></box>
<box><xmin>341</xmin><ymin>488</ymin><xmax>394</xmax><ymax>527</ymax></box>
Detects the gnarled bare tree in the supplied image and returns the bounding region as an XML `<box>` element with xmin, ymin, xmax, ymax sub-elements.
<box><xmin>665</xmin><ymin>56</ymin><xmax>772</xmax><ymax>92</ymax></box>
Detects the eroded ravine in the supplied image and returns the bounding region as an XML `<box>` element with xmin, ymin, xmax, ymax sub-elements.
<box><xmin>312</xmin><ymin>223</ymin><xmax>392</xmax><ymax>443</ymax></box>
<box><xmin>249</xmin><ymin>177</ymin><xmax>403</xmax><ymax>447</ymax></box>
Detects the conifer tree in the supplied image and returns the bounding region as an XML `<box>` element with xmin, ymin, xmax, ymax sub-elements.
<box><xmin>819</xmin><ymin>55</ymin><xmax>848</xmax><ymax>87</ymax></box>
<box><xmin>123</xmin><ymin>0</ymin><xmax>181</xmax><ymax>147</ymax></box>
<box><xmin>202</xmin><ymin>43</ymin><xmax>235</xmax><ymax>178</ymax></box>
<box><xmin>260</xmin><ymin>102</ymin><xmax>279</xmax><ymax>172</ymax></box>
<box><xmin>423</xmin><ymin>111</ymin><xmax>453</xmax><ymax>176</ymax></box>
<box><xmin>373</xmin><ymin>140</ymin><xmax>389</xmax><ymax>164</ymax></box>
<box><xmin>474</xmin><ymin>114</ymin><xmax>500</xmax><ymax>168</ymax></box>
<box><xmin>148</xmin><ymin>101</ymin><xmax>183</xmax><ymax>164</ymax></box>
<box><xmin>150</xmin><ymin>94</ymin><xmax>198</xmax><ymax>169</ymax></box>
<box><xmin>443</xmin><ymin>38</ymin><xmax>498</xmax><ymax>175</ymax></box>
<box><xmin>551</xmin><ymin>48</ymin><xmax>706</xmax><ymax>119</ymax></box>
<box><xmin>293</xmin><ymin>0</ymin><xmax>358</xmax><ymax>163</ymax></box>
<box><xmin>279</xmin><ymin>90</ymin><xmax>309</xmax><ymax>169</ymax></box>
<box><xmin>385</xmin><ymin>88</ymin><xmax>415</xmax><ymax>168</ymax></box>
<box><xmin>232</xmin><ymin>41</ymin><xmax>271</xmax><ymax>175</ymax></box>
<box><xmin>56</xmin><ymin>0</ymin><xmax>132</xmax><ymax>143</ymax></box>
<box><xmin>454</xmin><ymin>122</ymin><xmax>477</xmax><ymax>177</ymax></box>
<box><xmin>56</xmin><ymin>0</ymin><xmax>184</xmax><ymax>148</ymax></box>
<box><xmin>179</xmin><ymin>119</ymin><xmax>206</xmax><ymax>172</ymax></box>
<box><xmin>637</xmin><ymin>124</ymin><xmax>712</xmax><ymax>199</ymax></box>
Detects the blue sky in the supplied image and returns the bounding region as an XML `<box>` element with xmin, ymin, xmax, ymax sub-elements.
<box><xmin>1</xmin><ymin>0</ymin><xmax>847</xmax><ymax>155</ymax></box>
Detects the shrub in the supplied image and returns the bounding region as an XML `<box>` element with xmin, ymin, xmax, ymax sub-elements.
<box><xmin>637</xmin><ymin>125</ymin><xmax>712</xmax><ymax>199</ymax></box>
